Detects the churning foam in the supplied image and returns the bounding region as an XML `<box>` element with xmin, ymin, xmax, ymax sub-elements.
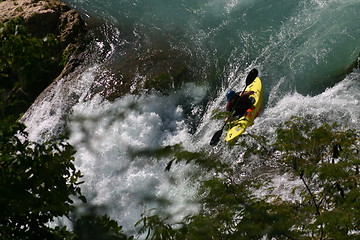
<box><xmin>68</xmin><ymin>84</ymin><xmax>208</xmax><ymax>232</ymax></box>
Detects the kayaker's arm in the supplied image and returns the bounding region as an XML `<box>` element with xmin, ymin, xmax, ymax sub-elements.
<box><xmin>239</xmin><ymin>90</ymin><xmax>254</xmax><ymax>97</ymax></box>
<box><xmin>224</xmin><ymin>110</ymin><xmax>236</xmax><ymax>122</ymax></box>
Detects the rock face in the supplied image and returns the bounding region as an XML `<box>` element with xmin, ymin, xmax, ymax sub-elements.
<box><xmin>0</xmin><ymin>0</ymin><xmax>87</xmax><ymax>117</ymax></box>
<box><xmin>0</xmin><ymin>0</ymin><xmax>86</xmax><ymax>80</ymax></box>
<box><xmin>0</xmin><ymin>0</ymin><xmax>84</xmax><ymax>46</ymax></box>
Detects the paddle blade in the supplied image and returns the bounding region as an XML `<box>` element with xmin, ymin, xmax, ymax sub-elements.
<box><xmin>245</xmin><ymin>68</ymin><xmax>258</xmax><ymax>86</ymax></box>
<box><xmin>210</xmin><ymin>129</ymin><xmax>223</xmax><ymax>146</ymax></box>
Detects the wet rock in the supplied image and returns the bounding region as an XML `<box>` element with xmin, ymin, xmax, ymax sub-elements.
<box><xmin>84</xmin><ymin>25</ymin><xmax>200</xmax><ymax>100</ymax></box>
<box><xmin>0</xmin><ymin>0</ymin><xmax>87</xmax><ymax>116</ymax></box>
<box><xmin>0</xmin><ymin>0</ymin><xmax>84</xmax><ymax>46</ymax></box>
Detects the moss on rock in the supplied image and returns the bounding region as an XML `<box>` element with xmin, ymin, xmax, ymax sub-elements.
<box><xmin>0</xmin><ymin>0</ymin><xmax>87</xmax><ymax>118</ymax></box>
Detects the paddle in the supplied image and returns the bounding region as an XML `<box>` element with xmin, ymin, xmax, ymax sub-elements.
<box><xmin>209</xmin><ymin>68</ymin><xmax>258</xmax><ymax>146</ymax></box>
<box><xmin>210</xmin><ymin>122</ymin><xmax>227</xmax><ymax>146</ymax></box>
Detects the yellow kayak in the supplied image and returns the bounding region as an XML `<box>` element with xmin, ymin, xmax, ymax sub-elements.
<box><xmin>225</xmin><ymin>77</ymin><xmax>263</xmax><ymax>143</ymax></box>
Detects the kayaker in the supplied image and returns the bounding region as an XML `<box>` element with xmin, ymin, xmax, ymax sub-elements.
<box><xmin>225</xmin><ymin>89</ymin><xmax>255</xmax><ymax>121</ymax></box>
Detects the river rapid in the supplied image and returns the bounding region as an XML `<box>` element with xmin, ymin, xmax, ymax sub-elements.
<box><xmin>22</xmin><ymin>0</ymin><xmax>360</xmax><ymax>234</ymax></box>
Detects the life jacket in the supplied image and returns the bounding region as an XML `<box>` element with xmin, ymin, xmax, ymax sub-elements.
<box><xmin>226</xmin><ymin>93</ymin><xmax>254</xmax><ymax>117</ymax></box>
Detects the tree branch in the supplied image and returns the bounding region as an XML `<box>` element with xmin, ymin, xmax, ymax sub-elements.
<box><xmin>299</xmin><ymin>172</ymin><xmax>324</xmax><ymax>239</ymax></box>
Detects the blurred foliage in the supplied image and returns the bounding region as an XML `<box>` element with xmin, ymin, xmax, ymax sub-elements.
<box><xmin>1</xmin><ymin>90</ymin><xmax>358</xmax><ymax>239</ymax></box>
<box><xmin>133</xmin><ymin>143</ymin><xmax>228</xmax><ymax>172</ymax></box>
<box><xmin>0</xmin><ymin>17</ymin><xmax>63</xmax><ymax>117</ymax></box>
<box><xmin>210</xmin><ymin>109</ymin><xmax>233</xmax><ymax>121</ymax></box>
<box><xmin>1</xmin><ymin>17</ymin><xmax>358</xmax><ymax>237</ymax></box>
<box><xmin>135</xmin><ymin>117</ymin><xmax>359</xmax><ymax>239</ymax></box>
<box><xmin>0</xmin><ymin>18</ymin><xmax>134</xmax><ymax>237</ymax></box>
<box><xmin>71</xmin><ymin>206</ymin><xmax>134</xmax><ymax>240</ymax></box>
<box><xmin>0</xmin><ymin>118</ymin><xmax>134</xmax><ymax>240</ymax></box>
<box><xmin>273</xmin><ymin>117</ymin><xmax>360</xmax><ymax>239</ymax></box>
<box><xmin>0</xmin><ymin>119</ymin><xmax>85</xmax><ymax>239</ymax></box>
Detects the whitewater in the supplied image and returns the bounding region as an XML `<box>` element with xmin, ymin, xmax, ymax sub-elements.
<box><xmin>22</xmin><ymin>0</ymin><xmax>359</xmax><ymax>234</ymax></box>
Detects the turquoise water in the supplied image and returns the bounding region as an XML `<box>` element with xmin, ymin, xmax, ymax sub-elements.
<box><xmin>25</xmin><ymin>0</ymin><xmax>360</xmax><ymax>235</ymax></box>
<box><xmin>66</xmin><ymin>0</ymin><xmax>360</xmax><ymax>96</ymax></box>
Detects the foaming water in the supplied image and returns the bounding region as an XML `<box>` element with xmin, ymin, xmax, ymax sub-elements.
<box><xmin>68</xmin><ymin>84</ymin><xmax>208</xmax><ymax>231</ymax></box>
<box><xmin>22</xmin><ymin>0</ymin><xmax>360</xmax><ymax>235</ymax></box>
<box><xmin>260</xmin><ymin>71</ymin><xmax>360</xmax><ymax>130</ymax></box>
<box><xmin>195</xmin><ymin>70</ymin><xmax>360</xmax><ymax>161</ymax></box>
<box><xmin>22</xmin><ymin>66</ymin><xmax>98</xmax><ymax>141</ymax></box>
<box><xmin>62</xmin><ymin>69</ymin><xmax>359</xmax><ymax>233</ymax></box>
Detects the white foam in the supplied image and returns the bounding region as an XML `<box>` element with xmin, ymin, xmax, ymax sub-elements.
<box><xmin>257</xmin><ymin>72</ymin><xmax>360</xmax><ymax>133</ymax></box>
<box><xmin>68</xmin><ymin>84</ymin><xmax>208</xmax><ymax>231</ymax></box>
<box><xmin>21</xmin><ymin>66</ymin><xmax>98</xmax><ymax>141</ymax></box>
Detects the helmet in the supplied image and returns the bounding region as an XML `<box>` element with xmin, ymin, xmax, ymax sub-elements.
<box><xmin>226</xmin><ymin>90</ymin><xmax>236</xmax><ymax>102</ymax></box>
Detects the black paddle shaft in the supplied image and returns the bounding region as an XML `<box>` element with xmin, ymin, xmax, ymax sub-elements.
<box><xmin>209</xmin><ymin>68</ymin><xmax>258</xmax><ymax>146</ymax></box>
